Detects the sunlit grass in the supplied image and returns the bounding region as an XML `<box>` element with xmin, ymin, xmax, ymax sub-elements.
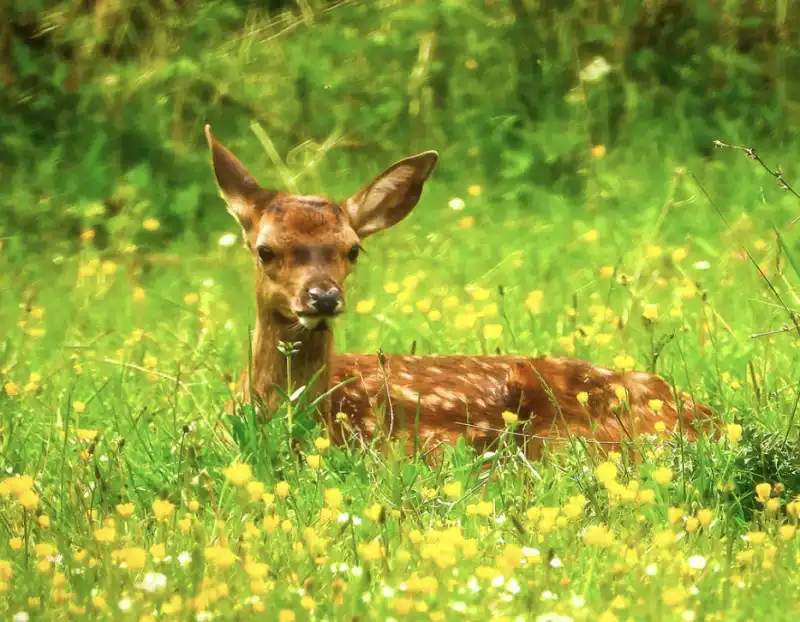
<box><xmin>2</xmin><ymin>142</ymin><xmax>800</xmax><ymax>621</ymax></box>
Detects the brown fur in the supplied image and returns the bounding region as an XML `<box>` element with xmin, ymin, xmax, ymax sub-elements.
<box><xmin>205</xmin><ymin>125</ymin><xmax>715</xmax><ymax>457</ymax></box>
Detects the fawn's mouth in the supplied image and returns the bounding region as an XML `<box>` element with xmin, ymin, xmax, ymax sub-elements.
<box><xmin>296</xmin><ymin>311</ymin><xmax>342</xmax><ymax>331</ymax></box>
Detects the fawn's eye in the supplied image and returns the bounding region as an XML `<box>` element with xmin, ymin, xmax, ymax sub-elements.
<box><xmin>257</xmin><ymin>246</ymin><xmax>276</xmax><ymax>264</ymax></box>
<box><xmin>347</xmin><ymin>245</ymin><xmax>361</xmax><ymax>263</ymax></box>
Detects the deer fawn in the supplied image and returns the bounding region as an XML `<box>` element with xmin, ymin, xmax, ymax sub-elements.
<box><xmin>205</xmin><ymin>125</ymin><xmax>714</xmax><ymax>457</ymax></box>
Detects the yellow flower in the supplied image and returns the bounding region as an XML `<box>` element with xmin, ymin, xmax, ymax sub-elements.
<box><xmin>614</xmin><ymin>354</ymin><xmax>635</xmax><ymax>370</ymax></box>
<box><xmin>275</xmin><ymin>481</ymin><xmax>290</xmax><ymax>498</ymax></box>
<box><xmin>183</xmin><ymin>292</ymin><xmax>199</xmax><ymax>306</ymax></box>
<box><xmin>116</xmin><ymin>503</ymin><xmax>135</xmax><ymax>518</ymax></box>
<box><xmin>525</xmin><ymin>290</ymin><xmax>544</xmax><ymax>313</ymax></box>
<box><xmin>454</xmin><ymin>313</ymin><xmax>477</xmax><ymax>330</ymax></box>
<box><xmin>599</xmin><ymin>265</ymin><xmax>615</xmax><ymax>279</ymax></box>
<box><xmin>648</xmin><ymin>399</ymin><xmax>664</xmax><ymax>412</ymax></box>
<box><xmin>685</xmin><ymin>517</ymin><xmax>699</xmax><ymax>533</ymax></box>
<box><xmin>443</xmin><ymin>481</ymin><xmax>462</xmax><ymax>499</ymax></box>
<box><xmin>188</xmin><ymin>499</ymin><xmax>200</xmax><ymax>512</ymax></box>
<box><xmin>595</xmin><ymin>461</ymin><xmax>618</xmax><ymax>485</ymax></box>
<box><xmin>779</xmin><ymin>525</ymin><xmax>796</xmax><ymax>541</ymax></box>
<box><xmin>501</xmin><ymin>410</ymin><xmax>518</xmax><ymax>425</ymax></box>
<box><xmin>278</xmin><ymin>610</ymin><xmax>296</xmax><ymax>622</ymax></box>
<box><xmin>428</xmin><ymin>309</ymin><xmax>442</xmax><ymax>322</ymax></box>
<box><xmin>9</xmin><ymin>537</ymin><xmax>23</xmax><ymax>551</ymax></box>
<box><xmin>132</xmin><ymin>287</ymin><xmax>146</xmax><ymax>302</ymax></box>
<box><xmin>467</xmin><ymin>184</ymin><xmax>482</xmax><ymax>197</ymax></box>
<box><xmin>469</xmin><ymin>287</ymin><xmax>491</xmax><ymax>301</ymax></box>
<box><xmin>93</xmin><ymin>527</ymin><xmax>115</xmax><ymax>543</ymax></box>
<box><xmin>654</xmin><ymin>421</ymin><xmax>667</xmax><ymax>434</ymax></box>
<box><xmin>582</xmin><ymin>229</ymin><xmax>599</xmax><ymax>242</ymax></box>
<box><xmin>591</xmin><ymin>144</ymin><xmax>606</xmax><ymax>158</ymax></box>
<box><xmin>583</xmin><ymin>524</ymin><xmax>614</xmax><ymax>548</ymax></box>
<box><xmin>34</xmin><ymin>542</ymin><xmax>56</xmax><ymax>558</ymax></box>
<box><xmin>671</xmin><ymin>247</ymin><xmax>688</xmax><ymax>262</ymax></box>
<box><xmin>638</xmin><ymin>489</ymin><xmax>656</xmax><ymax>504</ymax></box>
<box><xmin>143</xmin><ymin>218</ymin><xmax>161</xmax><ymax>231</ymax></box>
<box><xmin>483</xmin><ymin>324</ymin><xmax>503</xmax><ymax>340</ymax></box>
<box><xmin>355</xmin><ymin>299</ymin><xmax>375</xmax><ymax>314</ymax></box>
<box><xmin>204</xmin><ymin>546</ymin><xmax>238</xmax><ymax>569</ymax></box>
<box><xmin>747</xmin><ymin>531</ymin><xmax>767</xmax><ymax>546</ymax></box>
<box><xmin>384</xmin><ymin>281</ymin><xmax>400</xmax><ymax>294</ymax></box>
<box><xmin>152</xmin><ymin>499</ymin><xmax>175</xmax><ymax>522</ymax></box>
<box><xmin>364</xmin><ymin>503</ymin><xmax>383</xmax><ymax>523</ymax></box>
<box><xmin>668</xmin><ymin>507</ymin><xmax>683</xmax><ymax>524</ymax></box>
<box><xmin>149</xmin><ymin>543</ymin><xmax>166</xmax><ymax>561</ymax></box>
<box><xmin>247</xmin><ymin>481</ymin><xmax>265</xmax><ymax>503</ymax></box>
<box><xmin>324</xmin><ymin>488</ymin><xmax>343</xmax><ymax>510</ymax></box>
<box><xmin>766</xmin><ymin>498</ymin><xmax>780</xmax><ymax>513</ymax></box>
<box><xmin>223</xmin><ymin>462</ymin><xmax>252</xmax><ymax>486</ymax></box>
<box><xmin>314</xmin><ymin>437</ymin><xmax>331</xmax><ymax>451</ymax></box>
<box><xmin>614</xmin><ymin>385</ymin><xmax>628</xmax><ymax>402</ymax></box>
<box><xmin>459</xmin><ymin>216</ymin><xmax>475</xmax><ymax>229</ymax></box>
<box><xmin>642</xmin><ymin>304</ymin><xmax>658</xmax><ymax>321</ymax></box>
<box><xmin>263</xmin><ymin>515</ymin><xmax>279</xmax><ymax>534</ymax></box>
<box><xmin>306</xmin><ymin>454</ymin><xmax>322</xmax><ymax>470</ymax></box>
<box><xmin>662</xmin><ymin>586</ymin><xmax>686</xmax><ymax>607</ymax></box>
<box><xmin>576</xmin><ymin>391</ymin><xmax>589</xmax><ymax>406</ymax></box>
<box><xmin>0</xmin><ymin>560</ymin><xmax>12</xmax><ymax>581</ymax></box>
<box><xmin>443</xmin><ymin>295</ymin><xmax>460</xmax><ymax>309</ymax></box>
<box><xmin>654</xmin><ymin>467</ymin><xmax>672</xmax><ymax>485</ymax></box>
<box><xmin>726</xmin><ymin>423</ymin><xmax>743</xmax><ymax>445</ymax></box>
<box><xmin>4</xmin><ymin>382</ymin><xmax>19</xmax><ymax>397</ymax></box>
<box><xmin>646</xmin><ymin>244</ymin><xmax>662</xmax><ymax>259</ymax></box>
<box><xmin>697</xmin><ymin>508</ymin><xmax>713</xmax><ymax>528</ymax></box>
<box><xmin>755</xmin><ymin>483</ymin><xmax>772</xmax><ymax>502</ymax></box>
<box><xmin>18</xmin><ymin>490</ymin><xmax>39</xmax><ymax>511</ymax></box>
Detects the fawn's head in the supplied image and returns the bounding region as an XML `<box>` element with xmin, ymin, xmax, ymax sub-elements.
<box><xmin>205</xmin><ymin>126</ymin><xmax>437</xmax><ymax>330</ymax></box>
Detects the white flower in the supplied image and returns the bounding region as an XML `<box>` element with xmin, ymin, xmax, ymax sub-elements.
<box><xmin>492</xmin><ymin>575</ymin><xmax>505</xmax><ymax>588</ymax></box>
<box><xmin>138</xmin><ymin>572</ymin><xmax>167</xmax><ymax>592</ymax></box>
<box><xmin>202</xmin><ymin>279</ymin><xmax>215</xmax><ymax>288</ymax></box>
<box><xmin>536</xmin><ymin>615</ymin><xmax>574</xmax><ymax>622</ymax></box>
<box><xmin>381</xmin><ymin>586</ymin><xmax>395</xmax><ymax>598</ymax></box>
<box><xmin>571</xmin><ymin>594</ymin><xmax>586</xmax><ymax>608</ymax></box>
<box><xmin>694</xmin><ymin>260</ymin><xmax>711</xmax><ymax>270</ymax></box>
<box><xmin>467</xmin><ymin>577</ymin><xmax>481</xmax><ymax>593</ymax></box>
<box><xmin>505</xmin><ymin>578</ymin><xmax>521</xmax><ymax>594</ymax></box>
<box><xmin>178</xmin><ymin>552</ymin><xmax>192</xmax><ymax>566</ymax></box>
<box><xmin>579</xmin><ymin>56</ymin><xmax>611</xmax><ymax>83</ymax></box>
<box><xmin>687</xmin><ymin>555</ymin><xmax>707</xmax><ymax>570</ymax></box>
<box><xmin>351</xmin><ymin>566</ymin><xmax>363</xmax><ymax>577</ymax></box>
<box><xmin>541</xmin><ymin>590</ymin><xmax>557</xmax><ymax>601</ymax></box>
<box><xmin>118</xmin><ymin>598</ymin><xmax>132</xmax><ymax>612</ymax></box>
<box><xmin>448</xmin><ymin>198</ymin><xmax>465</xmax><ymax>210</ymax></box>
<box><xmin>196</xmin><ymin>612</ymin><xmax>215</xmax><ymax>621</ymax></box>
<box><xmin>13</xmin><ymin>613</ymin><xmax>29</xmax><ymax>622</ymax></box>
<box><xmin>550</xmin><ymin>556</ymin><xmax>562</xmax><ymax>568</ymax></box>
<box><xmin>523</xmin><ymin>547</ymin><xmax>541</xmax><ymax>558</ymax></box>
<box><xmin>218</xmin><ymin>233</ymin><xmax>238</xmax><ymax>247</ymax></box>
<box><xmin>646</xmin><ymin>564</ymin><xmax>658</xmax><ymax>576</ymax></box>
<box><xmin>450</xmin><ymin>602</ymin><xmax>467</xmax><ymax>612</ymax></box>
<box><xmin>683</xmin><ymin>611</ymin><xmax>696</xmax><ymax>621</ymax></box>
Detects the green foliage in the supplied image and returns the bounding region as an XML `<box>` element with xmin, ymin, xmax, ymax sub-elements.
<box><xmin>2</xmin><ymin>0</ymin><xmax>800</xmax><ymax>250</ymax></box>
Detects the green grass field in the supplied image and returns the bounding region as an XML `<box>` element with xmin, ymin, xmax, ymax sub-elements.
<box><xmin>3</xmin><ymin>134</ymin><xmax>800</xmax><ymax>621</ymax></box>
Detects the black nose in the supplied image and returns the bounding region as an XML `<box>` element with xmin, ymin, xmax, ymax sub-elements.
<box><xmin>308</xmin><ymin>287</ymin><xmax>342</xmax><ymax>316</ymax></box>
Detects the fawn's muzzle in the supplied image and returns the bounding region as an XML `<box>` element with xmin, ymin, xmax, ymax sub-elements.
<box><xmin>306</xmin><ymin>286</ymin><xmax>342</xmax><ymax>317</ymax></box>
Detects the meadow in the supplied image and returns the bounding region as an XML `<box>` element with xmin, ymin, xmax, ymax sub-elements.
<box><xmin>4</xmin><ymin>1</ymin><xmax>800</xmax><ymax>620</ymax></box>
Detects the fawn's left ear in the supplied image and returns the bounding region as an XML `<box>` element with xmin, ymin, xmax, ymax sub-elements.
<box><xmin>205</xmin><ymin>125</ymin><xmax>273</xmax><ymax>232</ymax></box>
<box><xmin>344</xmin><ymin>151</ymin><xmax>438</xmax><ymax>238</ymax></box>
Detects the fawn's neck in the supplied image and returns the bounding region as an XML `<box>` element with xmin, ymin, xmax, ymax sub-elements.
<box><xmin>251</xmin><ymin>309</ymin><xmax>335</xmax><ymax>411</ymax></box>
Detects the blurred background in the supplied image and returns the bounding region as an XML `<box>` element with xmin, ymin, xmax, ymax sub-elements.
<box><xmin>2</xmin><ymin>0</ymin><xmax>799</xmax><ymax>255</ymax></box>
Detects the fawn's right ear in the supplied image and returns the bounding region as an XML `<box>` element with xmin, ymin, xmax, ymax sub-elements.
<box><xmin>205</xmin><ymin>125</ymin><xmax>271</xmax><ymax>232</ymax></box>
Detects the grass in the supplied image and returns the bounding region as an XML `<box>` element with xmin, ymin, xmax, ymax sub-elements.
<box><xmin>2</xmin><ymin>133</ymin><xmax>800</xmax><ymax>621</ymax></box>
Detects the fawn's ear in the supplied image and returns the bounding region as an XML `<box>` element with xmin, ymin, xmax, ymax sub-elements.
<box><xmin>205</xmin><ymin>125</ymin><xmax>272</xmax><ymax>231</ymax></box>
<box><xmin>344</xmin><ymin>151</ymin><xmax>438</xmax><ymax>238</ymax></box>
